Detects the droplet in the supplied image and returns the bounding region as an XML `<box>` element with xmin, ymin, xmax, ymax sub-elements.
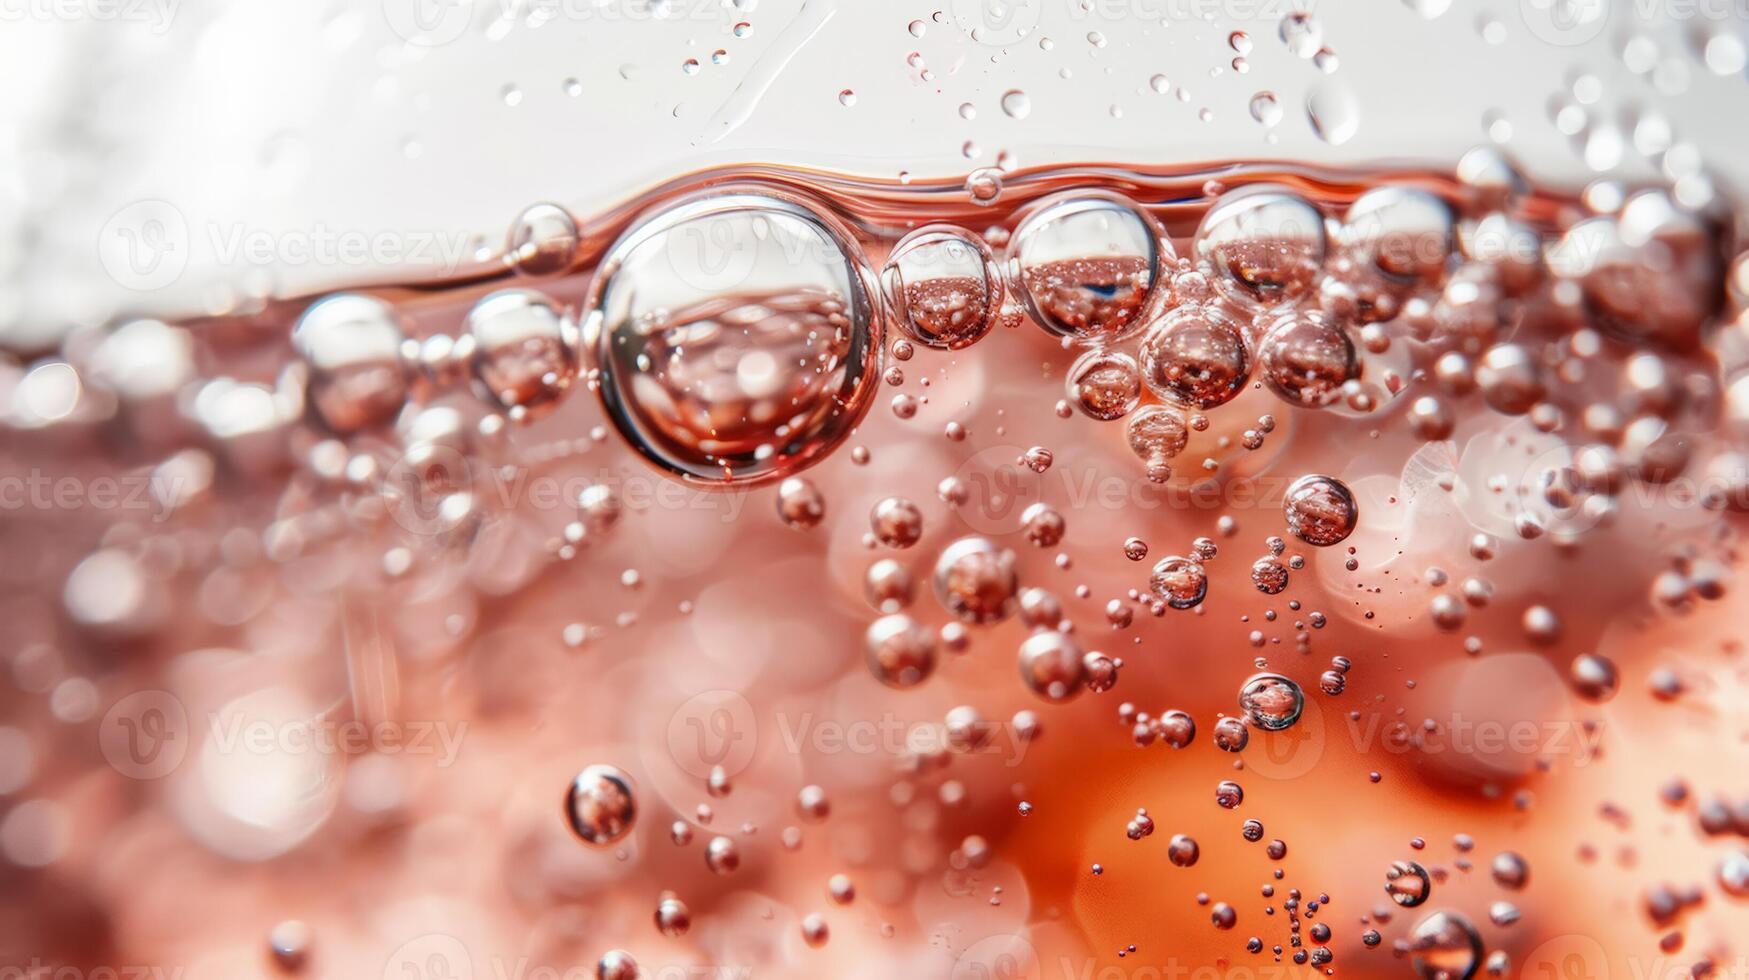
<box><xmin>881</xmin><ymin>225</ymin><xmax>1003</xmax><ymax>349</ymax></box>
<box><xmin>1000</xmin><ymin>89</ymin><xmax>1032</xmax><ymax>119</ymax></box>
<box><xmin>1149</xmin><ymin>556</ymin><xmax>1208</xmax><ymax>610</ymax></box>
<box><xmin>1195</xmin><ymin>185</ymin><xmax>1327</xmax><ymax>308</ymax></box>
<box><xmin>507</xmin><ymin>202</ymin><xmax>580</xmax><ymax>276</ymax></box>
<box><xmin>1009</xmin><ymin>192</ymin><xmax>1170</xmax><ymax>344</ymax></box>
<box><xmin>1306</xmin><ymin>82</ymin><xmax>1360</xmax><ymax>145</ymax></box>
<box><xmin>1408</xmin><ymin>911</ymin><xmax>1483</xmax><ymax>980</ymax></box>
<box><xmin>1386</xmin><ymin>860</ymin><xmax>1434</xmax><ymax>907</ymax></box>
<box><xmin>1256</xmin><ymin>310</ymin><xmax>1357</xmax><ymax>408</ymax></box>
<box><xmin>1067</xmin><ymin>349</ymin><xmax>1143</xmax><ymax>421</ymax></box>
<box><xmin>566</xmin><ymin>764</ymin><xmax>637</xmax><ymax>846</ymax></box>
<box><xmin>291</xmin><ymin>294</ymin><xmax>411</xmax><ymax>434</ymax></box>
<box><xmin>1018</xmin><ymin>631</ymin><xmax>1087</xmax><ymax>703</ymax></box>
<box><xmin>583</xmin><ymin>187</ymin><xmax>880</xmax><ymax>486</ymax></box>
<box><xmin>933</xmin><ymin>537</ymin><xmax>1020</xmax><ymax>625</ymax></box>
<box><xmin>866</xmin><ymin>615</ymin><xmax>937</xmax><ymax>688</ymax></box>
<box><xmin>463</xmin><ymin>289</ymin><xmax>577</xmax><ymax>415</ymax></box>
<box><xmin>1238</xmin><ymin>673</ymin><xmax>1304</xmax><ymax>731</ymax></box>
<box><xmin>1283</xmin><ymin>474</ymin><xmax>1359</xmax><ymax>546</ymax></box>
<box><xmin>1139</xmin><ymin>305</ymin><xmax>1251</xmax><ymax>410</ymax></box>
<box><xmin>777</xmin><ymin>477</ymin><xmax>826</xmax><ymax>529</ymax></box>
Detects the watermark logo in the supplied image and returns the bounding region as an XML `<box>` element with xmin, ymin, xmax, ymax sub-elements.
<box><xmin>97</xmin><ymin>200</ymin><xmax>189</xmax><ymax>292</ymax></box>
<box><xmin>383</xmin><ymin>933</ymin><xmax>474</xmax><ymax>980</ymax></box>
<box><xmin>947</xmin><ymin>444</ymin><xmax>1046</xmax><ymax>536</ymax></box>
<box><xmin>1520</xmin><ymin>0</ymin><xmax>1608</xmax><ymax>46</ymax></box>
<box><xmin>952</xmin><ymin>933</ymin><xmax>1042</xmax><ymax>980</ymax></box>
<box><xmin>666</xmin><ymin>689</ymin><xmax>758</xmax><ymax>779</ymax></box>
<box><xmin>0</xmin><ymin>0</ymin><xmax>177</xmax><ymax>33</ymax></box>
<box><xmin>1241</xmin><ymin>697</ymin><xmax>1327</xmax><ymax>781</ymax></box>
<box><xmin>98</xmin><ymin>689</ymin><xmax>189</xmax><ymax>780</ymax></box>
<box><xmin>383</xmin><ymin>0</ymin><xmax>474</xmax><ymax>45</ymax></box>
<box><xmin>952</xmin><ymin>0</ymin><xmax>1041</xmax><ymax>45</ymax></box>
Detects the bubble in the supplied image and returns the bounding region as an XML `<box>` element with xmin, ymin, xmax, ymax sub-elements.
<box><xmin>1000</xmin><ymin>89</ymin><xmax>1032</xmax><ymax>119</ymax></box>
<box><xmin>1255</xmin><ymin>310</ymin><xmax>1357</xmax><ymax>407</ymax></box>
<box><xmin>1216</xmin><ymin>780</ymin><xmax>1244</xmax><ymax>808</ymax></box>
<box><xmin>865</xmin><ymin>614</ymin><xmax>937</xmax><ymax>688</ymax></box>
<box><xmin>864</xmin><ymin>559</ymin><xmax>914</xmax><ymax>612</ymax></box>
<box><xmin>1168</xmin><ymin>834</ymin><xmax>1201</xmax><ymax>867</ymax></box>
<box><xmin>797</xmin><ymin>784</ymin><xmax>831</xmax><ymax>820</ymax></box>
<box><xmin>1474</xmin><ymin>344</ymin><xmax>1545</xmax><ymax>415</ymax></box>
<box><xmin>1306</xmin><ymin>81</ymin><xmax>1359</xmax><ymax>145</ymax></box>
<box><xmin>1238</xmin><ymin>673</ymin><xmax>1304</xmax><ymax>732</ymax></box>
<box><xmin>565</xmin><ymin>764</ymin><xmax>637</xmax><ymax>846</ymax></box>
<box><xmin>881</xmin><ymin>225</ymin><xmax>1003</xmax><ymax>349</ymax></box>
<box><xmin>1343</xmin><ymin>187</ymin><xmax>1455</xmax><ymax>284</ymax></box>
<box><xmin>870</xmin><ymin>496</ymin><xmax>924</xmax><ymax>548</ymax></box>
<box><xmin>777</xmin><ymin>476</ymin><xmax>826</xmax><ymax>529</ymax></box>
<box><xmin>1547</xmin><ymin>191</ymin><xmax>1720</xmax><ymax>348</ymax></box>
<box><xmin>1283</xmin><ymin>474</ymin><xmax>1358</xmax><ymax>546</ymax></box>
<box><xmin>1212</xmin><ymin>717</ymin><xmax>1250</xmax><ymax>752</ymax></box>
<box><xmin>1386</xmin><ymin>860</ymin><xmax>1433</xmax><ymax>907</ymax></box>
<box><xmin>1009</xmin><ymin>191</ymin><xmax>1170</xmax><ymax>344</ymax></box>
<box><xmin>1125</xmin><ymin>406</ymin><xmax>1190</xmax><ymax>465</ymax></box>
<box><xmin>965</xmin><ymin>169</ymin><xmax>1004</xmax><ymax>205</ymax></box>
<box><xmin>1194</xmin><ymin>186</ymin><xmax>1327</xmax><ymax>308</ymax></box>
<box><xmin>934</xmin><ymin>537</ymin><xmax>1020</xmax><ymax>625</ymax></box>
<box><xmin>290</xmin><ymin>294</ymin><xmax>410</xmax><ymax>433</ymax></box>
<box><xmin>1279</xmin><ymin>11</ymin><xmax>1323</xmax><ymax>57</ymax></box>
<box><xmin>1020</xmin><ymin>502</ymin><xmax>1066</xmax><ymax>547</ymax></box>
<box><xmin>1139</xmin><ymin>306</ymin><xmax>1251</xmax><ymax>410</ymax></box>
<box><xmin>1491</xmin><ymin>851</ymin><xmax>1528</xmax><ymax>889</ymax></box>
<box><xmin>655</xmin><ymin>896</ymin><xmax>692</xmax><ymax>936</ymax></box>
<box><xmin>1066</xmin><ymin>349</ymin><xmax>1143</xmax><ymax>420</ymax></box>
<box><xmin>1149</xmin><ymin>556</ymin><xmax>1208</xmax><ymax>610</ymax></box>
<box><xmin>1123</xmin><ymin>537</ymin><xmax>1149</xmax><ymax>561</ymax></box>
<box><xmin>1083</xmin><ymin>651</ymin><xmax>1119</xmax><ymax>692</ymax></box>
<box><xmin>1570</xmin><ymin>653</ymin><xmax>1619</xmax><ymax>702</ymax></box>
<box><xmin>583</xmin><ymin>187</ymin><xmax>881</xmax><ymax>486</ymax></box>
<box><xmin>1249</xmin><ymin>91</ymin><xmax>1282</xmax><ymax>126</ymax></box>
<box><xmin>1408</xmin><ymin>911</ymin><xmax>1483</xmax><ymax>980</ymax></box>
<box><xmin>1018</xmin><ymin>630</ymin><xmax>1087</xmax><ymax>702</ymax></box>
<box><xmin>507</xmin><ymin>202</ymin><xmax>579</xmax><ymax>276</ymax></box>
<box><xmin>1251</xmin><ymin>556</ymin><xmax>1289</xmax><ymax>594</ymax></box>
<box><xmin>704</xmin><ymin>835</ymin><xmax>740</xmax><ymax>874</ymax></box>
<box><xmin>463</xmin><ymin>289</ymin><xmax>577</xmax><ymax>415</ymax></box>
<box><xmin>1242</xmin><ymin>819</ymin><xmax>1265</xmax><ymax>841</ymax></box>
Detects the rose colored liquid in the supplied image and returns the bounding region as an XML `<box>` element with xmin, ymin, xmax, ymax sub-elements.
<box><xmin>4</xmin><ymin>158</ymin><xmax>1747</xmax><ymax>980</ymax></box>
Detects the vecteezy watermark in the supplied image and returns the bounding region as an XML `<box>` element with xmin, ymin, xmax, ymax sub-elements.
<box><xmin>0</xmin><ymin>0</ymin><xmax>176</xmax><ymax>33</ymax></box>
<box><xmin>381</xmin><ymin>452</ymin><xmax>753</xmax><ymax>538</ymax></box>
<box><xmin>0</xmin><ymin>471</ymin><xmax>186</xmax><ymax>522</ymax></box>
<box><xmin>381</xmin><ymin>0</ymin><xmax>747</xmax><ymax>46</ymax></box>
<box><xmin>1065</xmin><ymin>0</ymin><xmax>1315</xmax><ymax>27</ymax></box>
<box><xmin>98</xmin><ymin>690</ymin><xmax>468</xmax><ymax>779</ymax></box>
<box><xmin>952</xmin><ymin>0</ymin><xmax>1042</xmax><ymax>44</ymax></box>
<box><xmin>1519</xmin><ymin>0</ymin><xmax>1608</xmax><ymax>46</ymax></box>
<box><xmin>97</xmin><ymin>200</ymin><xmax>475</xmax><ymax>292</ymax></box>
<box><xmin>0</xmin><ymin>964</ymin><xmax>184</xmax><ymax>980</ymax></box>
<box><xmin>382</xmin><ymin>935</ymin><xmax>754</xmax><ymax>980</ymax></box>
<box><xmin>664</xmin><ymin>691</ymin><xmax>1036</xmax><ymax>779</ymax></box>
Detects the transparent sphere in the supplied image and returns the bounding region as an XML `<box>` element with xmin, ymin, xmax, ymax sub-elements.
<box><xmin>1342</xmin><ymin>186</ymin><xmax>1456</xmax><ymax>285</ymax></box>
<box><xmin>464</xmin><ymin>288</ymin><xmax>577</xmax><ymax>415</ymax></box>
<box><xmin>1255</xmin><ymin>309</ymin><xmax>1358</xmax><ymax>408</ymax></box>
<box><xmin>584</xmin><ymin>187</ymin><xmax>882</xmax><ymax>486</ymax></box>
<box><xmin>565</xmin><ymin>764</ymin><xmax>637</xmax><ymax>846</ymax></box>
<box><xmin>507</xmin><ymin>201</ymin><xmax>580</xmax><ymax>277</ymax></box>
<box><xmin>881</xmin><ymin>224</ymin><xmax>1003</xmax><ymax>350</ymax></box>
<box><xmin>1066</xmin><ymin>349</ymin><xmax>1143</xmax><ymax>420</ymax></box>
<box><xmin>1194</xmin><ymin>184</ymin><xmax>1328</xmax><ymax>308</ymax></box>
<box><xmin>1008</xmin><ymin>191</ymin><xmax>1170</xmax><ymax>344</ymax></box>
<box><xmin>1237</xmin><ymin>672</ymin><xmax>1305</xmax><ymax>731</ymax></box>
<box><xmin>1139</xmin><ymin>305</ymin><xmax>1252</xmax><ymax>410</ymax></box>
<box><xmin>290</xmin><ymin>294</ymin><xmax>410</xmax><ymax>433</ymax></box>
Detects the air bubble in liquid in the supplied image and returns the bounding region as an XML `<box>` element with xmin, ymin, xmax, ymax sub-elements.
<box><xmin>1066</xmin><ymin>349</ymin><xmax>1143</xmax><ymax>420</ymax></box>
<box><xmin>1009</xmin><ymin>191</ymin><xmax>1170</xmax><ymax>344</ymax></box>
<box><xmin>291</xmin><ymin>294</ymin><xmax>411</xmax><ymax>434</ymax></box>
<box><xmin>865</xmin><ymin>614</ymin><xmax>937</xmax><ymax>688</ymax></box>
<box><xmin>1139</xmin><ymin>305</ymin><xmax>1252</xmax><ymax>410</ymax></box>
<box><xmin>1283</xmin><ymin>474</ymin><xmax>1359</xmax><ymax>546</ymax></box>
<box><xmin>881</xmin><ymin>225</ymin><xmax>1003</xmax><ymax>350</ymax></box>
<box><xmin>1238</xmin><ymin>673</ymin><xmax>1304</xmax><ymax>731</ymax></box>
<box><xmin>934</xmin><ymin>537</ymin><xmax>1020</xmax><ymax>625</ymax></box>
<box><xmin>1149</xmin><ymin>556</ymin><xmax>1208</xmax><ymax>609</ymax></box>
<box><xmin>583</xmin><ymin>187</ymin><xmax>881</xmax><ymax>486</ymax></box>
<box><xmin>1407</xmin><ymin>911</ymin><xmax>1483</xmax><ymax>980</ymax></box>
<box><xmin>1194</xmin><ymin>185</ymin><xmax>1328</xmax><ymax>308</ymax></box>
<box><xmin>566</xmin><ymin>764</ymin><xmax>637</xmax><ymax>846</ymax></box>
<box><xmin>1018</xmin><ymin>630</ymin><xmax>1087</xmax><ymax>702</ymax></box>
<box><xmin>1256</xmin><ymin>310</ymin><xmax>1357</xmax><ymax>408</ymax></box>
<box><xmin>507</xmin><ymin>202</ymin><xmax>580</xmax><ymax>276</ymax></box>
<box><xmin>463</xmin><ymin>289</ymin><xmax>577</xmax><ymax>415</ymax></box>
